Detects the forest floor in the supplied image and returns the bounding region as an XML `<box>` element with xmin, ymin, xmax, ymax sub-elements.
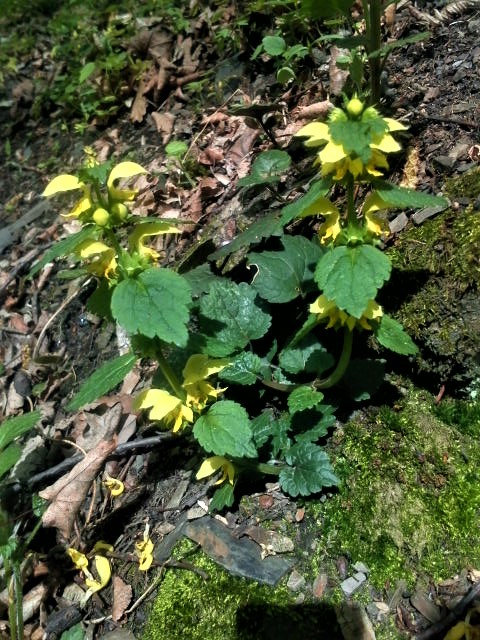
<box><xmin>0</xmin><ymin>1</ymin><xmax>480</xmax><ymax>639</ymax></box>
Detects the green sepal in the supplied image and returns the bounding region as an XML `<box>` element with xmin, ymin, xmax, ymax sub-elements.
<box><xmin>374</xmin><ymin>314</ymin><xmax>419</xmax><ymax>355</ymax></box>
<box><xmin>111</xmin><ymin>268</ymin><xmax>192</xmax><ymax>347</ymax></box>
<box><xmin>193</xmin><ymin>400</ymin><xmax>256</xmax><ymax>458</ymax></box>
<box><xmin>315</xmin><ymin>245</ymin><xmax>391</xmax><ymax>317</ymax></box>
<box><xmin>66</xmin><ymin>352</ymin><xmax>136</xmax><ymax>411</ymax></box>
<box><xmin>279</xmin><ymin>441</ymin><xmax>338</xmax><ymax>497</ymax></box>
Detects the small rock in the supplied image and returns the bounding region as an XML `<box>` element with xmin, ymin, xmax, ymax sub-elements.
<box><xmin>353</xmin><ymin>571</ymin><xmax>367</xmax><ymax>585</ymax></box>
<box><xmin>412</xmin><ymin>203</ymin><xmax>448</xmax><ymax>225</ymax></box>
<box><xmin>98</xmin><ymin>631</ymin><xmax>137</xmax><ymax>640</ymax></box>
<box><xmin>312</xmin><ymin>572</ymin><xmax>328</xmax><ymax>599</ymax></box>
<box><xmin>336</xmin><ymin>555</ymin><xmax>349</xmax><ymax>579</ymax></box>
<box><xmin>186</xmin><ymin>505</ymin><xmax>208</xmax><ymax>520</ymax></box>
<box><xmin>340</xmin><ymin>576</ymin><xmax>363</xmax><ymax>596</ymax></box>
<box><xmin>389</xmin><ymin>212</ymin><xmax>409</xmax><ymax>234</ymax></box>
<box><xmin>286</xmin><ymin>569</ymin><xmax>306</xmax><ymax>592</ymax></box>
<box><xmin>434</xmin><ymin>155</ymin><xmax>456</xmax><ymax>170</ymax></box>
<box><xmin>352</xmin><ymin>561</ymin><xmax>370</xmax><ymax>575</ymax></box>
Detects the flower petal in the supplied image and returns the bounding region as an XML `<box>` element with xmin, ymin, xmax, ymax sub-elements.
<box><xmin>383</xmin><ymin>117</ymin><xmax>408</xmax><ymax>132</ymax></box>
<box><xmin>84</xmin><ymin>555</ymin><xmax>111</xmax><ymax>592</ymax></box>
<box><xmin>182</xmin><ymin>354</ymin><xmax>227</xmax><ymax>385</ymax></box>
<box><xmin>67</xmin><ymin>548</ymin><xmax>89</xmax><ymax>571</ymax></box>
<box><xmin>133</xmin><ymin>388</ymin><xmax>182</xmax><ymax>421</ymax></box>
<box><xmin>104</xmin><ymin>475</ymin><xmax>125</xmax><ymax>497</ymax></box>
<box><xmin>43</xmin><ymin>174</ymin><xmax>84</xmax><ymax>197</ymax></box>
<box><xmin>61</xmin><ymin>194</ymin><xmax>93</xmax><ymax>219</ymax></box>
<box><xmin>295</xmin><ymin>122</ymin><xmax>331</xmax><ymax>146</ymax></box>
<box><xmin>128</xmin><ymin>222</ymin><xmax>181</xmax><ymax>259</ymax></box>
<box><xmin>370</xmin><ymin>133</ymin><xmax>401</xmax><ymax>154</ymax></box>
<box><xmin>107</xmin><ymin>162</ymin><xmax>147</xmax><ymax>202</ymax></box>
<box><xmin>319</xmin><ymin>141</ymin><xmax>347</xmax><ymax>165</ymax></box>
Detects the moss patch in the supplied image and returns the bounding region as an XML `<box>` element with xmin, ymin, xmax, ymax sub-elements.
<box><xmin>309</xmin><ymin>383</ymin><xmax>480</xmax><ymax>592</ymax></box>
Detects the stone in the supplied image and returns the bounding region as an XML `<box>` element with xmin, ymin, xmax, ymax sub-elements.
<box><xmin>286</xmin><ymin>568</ymin><xmax>306</xmax><ymax>592</ymax></box>
<box><xmin>352</xmin><ymin>561</ymin><xmax>370</xmax><ymax>575</ymax></box>
<box><xmin>353</xmin><ymin>571</ymin><xmax>367</xmax><ymax>585</ymax></box>
<box><xmin>411</xmin><ymin>203</ymin><xmax>448</xmax><ymax>225</ymax></box>
<box><xmin>312</xmin><ymin>572</ymin><xmax>328</xmax><ymax>599</ymax></box>
<box><xmin>389</xmin><ymin>212</ymin><xmax>409</xmax><ymax>234</ymax></box>
<box><xmin>340</xmin><ymin>576</ymin><xmax>363</xmax><ymax>596</ymax></box>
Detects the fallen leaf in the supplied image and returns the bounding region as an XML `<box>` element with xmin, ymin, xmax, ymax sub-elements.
<box><xmin>329</xmin><ymin>45</ymin><xmax>349</xmax><ymax>96</ymax></box>
<box><xmin>39</xmin><ymin>438</ymin><xmax>117</xmax><ymax>539</ymax></box>
<box><xmin>150</xmin><ymin>111</ymin><xmax>175</xmax><ymax>144</ymax></box>
<box><xmin>112</xmin><ymin>576</ymin><xmax>133</xmax><ymax>621</ymax></box>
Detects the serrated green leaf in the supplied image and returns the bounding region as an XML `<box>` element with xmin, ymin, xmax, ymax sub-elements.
<box><xmin>329</xmin><ymin>118</ymin><xmax>387</xmax><ymax>164</ymax></box>
<box><xmin>371</xmin><ymin>181</ymin><xmax>449</xmax><ymax>210</ymax></box>
<box><xmin>251</xmin><ymin>409</ymin><xmax>276</xmax><ymax>448</ymax></box>
<box><xmin>182</xmin><ymin>263</ymin><xmax>219</xmax><ymax>297</ymax></box>
<box><xmin>209</xmin><ymin>483</ymin><xmax>235</xmax><ymax>512</ymax></box>
<box><xmin>280</xmin><ymin>179</ymin><xmax>331</xmax><ymax>226</ymax></box>
<box><xmin>293</xmin><ymin>408</ymin><xmax>336</xmax><ymax>443</ymax></box>
<box><xmin>251</xmin><ymin>410</ymin><xmax>293</xmax><ymax>457</ymax></box>
<box><xmin>0</xmin><ymin>410</ymin><xmax>41</xmax><ymax>450</ymax></box>
<box><xmin>238</xmin><ymin>150</ymin><xmax>291</xmax><ymax>188</ymax></box>
<box><xmin>249</xmin><ymin>235</ymin><xmax>322</xmax><ymax>303</ymax></box>
<box><xmin>86</xmin><ymin>280</ymin><xmax>113</xmax><ymax>319</ymax></box>
<box><xmin>111</xmin><ymin>268</ymin><xmax>191</xmax><ymax>346</ymax></box>
<box><xmin>209</xmin><ymin>212</ymin><xmax>284</xmax><ymax>260</ymax></box>
<box><xmin>219</xmin><ymin>352</ymin><xmax>263</xmax><ymax>385</ymax></box>
<box><xmin>279</xmin><ymin>335</ymin><xmax>334</xmax><ymax>375</ymax></box>
<box><xmin>315</xmin><ymin>245</ymin><xmax>391</xmax><ymax>317</ymax></box>
<box><xmin>288</xmin><ymin>386</ymin><xmax>324</xmax><ymax>414</ymax></box>
<box><xmin>375</xmin><ymin>314</ymin><xmax>418</xmax><ymax>355</ymax></box>
<box><xmin>193</xmin><ymin>400</ymin><xmax>256</xmax><ymax>458</ymax></box>
<box><xmin>28</xmin><ymin>226</ymin><xmax>97</xmax><ymax>278</ymax></box>
<box><xmin>279</xmin><ymin>441</ymin><xmax>338</xmax><ymax>497</ymax></box>
<box><xmin>0</xmin><ymin>444</ymin><xmax>21</xmax><ymax>478</ymax></box>
<box><xmin>262</xmin><ymin>35</ymin><xmax>286</xmax><ymax>56</ymax></box>
<box><xmin>200</xmin><ymin>281</ymin><xmax>271</xmax><ymax>356</ymax></box>
<box><xmin>66</xmin><ymin>352</ymin><xmax>136</xmax><ymax>411</ymax></box>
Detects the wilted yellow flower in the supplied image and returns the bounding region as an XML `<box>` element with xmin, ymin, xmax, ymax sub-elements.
<box><xmin>135</xmin><ymin>524</ymin><xmax>154</xmax><ymax>571</ymax></box>
<box><xmin>133</xmin><ymin>388</ymin><xmax>194</xmax><ymax>432</ymax></box>
<box><xmin>67</xmin><ymin>542</ymin><xmax>113</xmax><ymax>598</ymax></box>
<box><xmin>196</xmin><ymin>456</ymin><xmax>236</xmax><ymax>485</ymax></box>
<box><xmin>104</xmin><ymin>474</ymin><xmax>125</xmax><ymax>497</ymax></box>
<box><xmin>310</xmin><ymin>295</ymin><xmax>383</xmax><ymax>331</ymax></box>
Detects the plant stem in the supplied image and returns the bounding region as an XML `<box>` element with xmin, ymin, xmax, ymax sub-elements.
<box><xmin>346</xmin><ymin>174</ymin><xmax>357</xmax><ymax>226</ymax></box>
<box><xmin>155</xmin><ymin>347</ymin><xmax>186</xmax><ymax>401</ymax></box>
<box><xmin>316</xmin><ymin>327</ymin><xmax>353</xmax><ymax>389</ymax></box>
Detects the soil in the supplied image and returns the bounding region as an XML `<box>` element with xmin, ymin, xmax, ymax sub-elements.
<box><xmin>0</xmin><ymin>2</ymin><xmax>480</xmax><ymax>640</ymax></box>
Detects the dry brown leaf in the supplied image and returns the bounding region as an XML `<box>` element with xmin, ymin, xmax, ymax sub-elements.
<box><xmin>293</xmin><ymin>100</ymin><xmax>333</xmax><ymax>121</ymax></box>
<box><xmin>39</xmin><ymin>437</ymin><xmax>117</xmax><ymax>539</ymax></box>
<box><xmin>112</xmin><ymin>576</ymin><xmax>133</xmax><ymax>622</ymax></box>
<box><xmin>75</xmin><ymin>403</ymin><xmax>123</xmax><ymax>451</ymax></box>
<box><xmin>150</xmin><ymin>112</ymin><xmax>175</xmax><ymax>144</ymax></box>
<box><xmin>329</xmin><ymin>45</ymin><xmax>350</xmax><ymax>96</ymax></box>
<box><xmin>130</xmin><ymin>91</ymin><xmax>148</xmax><ymax>124</ymax></box>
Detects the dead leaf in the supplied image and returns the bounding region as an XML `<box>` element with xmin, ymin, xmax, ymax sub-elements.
<box><xmin>329</xmin><ymin>45</ymin><xmax>349</xmax><ymax>96</ymax></box>
<box><xmin>293</xmin><ymin>100</ymin><xmax>333</xmax><ymax>120</ymax></box>
<box><xmin>150</xmin><ymin>112</ymin><xmax>175</xmax><ymax>144</ymax></box>
<box><xmin>130</xmin><ymin>91</ymin><xmax>148</xmax><ymax>123</ymax></box>
<box><xmin>112</xmin><ymin>576</ymin><xmax>133</xmax><ymax>622</ymax></box>
<box><xmin>39</xmin><ymin>438</ymin><xmax>117</xmax><ymax>539</ymax></box>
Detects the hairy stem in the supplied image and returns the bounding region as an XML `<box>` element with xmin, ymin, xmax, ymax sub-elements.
<box><xmin>155</xmin><ymin>348</ymin><xmax>186</xmax><ymax>401</ymax></box>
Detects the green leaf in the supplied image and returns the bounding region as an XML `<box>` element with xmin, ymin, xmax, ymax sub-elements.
<box><xmin>280</xmin><ymin>179</ymin><xmax>331</xmax><ymax>226</ymax></box>
<box><xmin>293</xmin><ymin>408</ymin><xmax>336</xmax><ymax>443</ymax></box>
<box><xmin>111</xmin><ymin>268</ymin><xmax>191</xmax><ymax>346</ymax></box>
<box><xmin>374</xmin><ymin>314</ymin><xmax>418</xmax><ymax>355</ymax></box>
<box><xmin>279</xmin><ymin>442</ymin><xmax>338</xmax><ymax>497</ymax></box>
<box><xmin>28</xmin><ymin>226</ymin><xmax>97</xmax><ymax>278</ymax></box>
<box><xmin>209</xmin><ymin>212</ymin><xmax>284</xmax><ymax>260</ymax></box>
<box><xmin>86</xmin><ymin>280</ymin><xmax>113</xmax><ymax>319</ymax></box>
<box><xmin>237</xmin><ymin>150</ymin><xmax>291</xmax><ymax>188</ymax></box>
<box><xmin>165</xmin><ymin>140</ymin><xmax>188</xmax><ymax>157</ymax></box>
<box><xmin>262</xmin><ymin>35</ymin><xmax>286</xmax><ymax>56</ymax></box>
<box><xmin>279</xmin><ymin>335</ymin><xmax>334</xmax><ymax>375</ymax></box>
<box><xmin>371</xmin><ymin>181</ymin><xmax>449</xmax><ymax>210</ymax></box>
<box><xmin>219</xmin><ymin>352</ymin><xmax>264</xmax><ymax>385</ymax></box>
<box><xmin>79</xmin><ymin>61</ymin><xmax>96</xmax><ymax>83</ymax></box>
<box><xmin>368</xmin><ymin>32</ymin><xmax>430</xmax><ymax>59</ymax></box>
<box><xmin>66</xmin><ymin>352</ymin><xmax>136</xmax><ymax>411</ymax></box>
<box><xmin>249</xmin><ymin>235</ymin><xmax>322</xmax><ymax>303</ymax></box>
<box><xmin>288</xmin><ymin>386</ymin><xmax>324</xmax><ymax>414</ymax></box>
<box><xmin>200</xmin><ymin>281</ymin><xmax>271</xmax><ymax>356</ymax></box>
<box><xmin>0</xmin><ymin>410</ymin><xmax>41</xmax><ymax>451</ymax></box>
<box><xmin>277</xmin><ymin>67</ymin><xmax>295</xmax><ymax>84</ymax></box>
<box><xmin>59</xmin><ymin>623</ymin><xmax>85</xmax><ymax>640</ymax></box>
<box><xmin>251</xmin><ymin>409</ymin><xmax>276</xmax><ymax>448</ymax></box>
<box><xmin>209</xmin><ymin>483</ymin><xmax>235</xmax><ymax>512</ymax></box>
<box><xmin>315</xmin><ymin>245</ymin><xmax>391</xmax><ymax>317</ymax></box>
<box><xmin>193</xmin><ymin>400</ymin><xmax>256</xmax><ymax>458</ymax></box>
<box><xmin>182</xmin><ymin>263</ymin><xmax>219</xmax><ymax>297</ymax></box>
<box><xmin>0</xmin><ymin>444</ymin><xmax>21</xmax><ymax>478</ymax></box>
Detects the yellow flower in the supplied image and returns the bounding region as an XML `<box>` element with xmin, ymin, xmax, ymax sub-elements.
<box><xmin>296</xmin><ymin>104</ymin><xmax>407</xmax><ymax>181</ymax></box>
<box><xmin>128</xmin><ymin>221</ymin><xmax>182</xmax><ymax>261</ymax></box>
<box><xmin>104</xmin><ymin>474</ymin><xmax>125</xmax><ymax>497</ymax></box>
<box><xmin>196</xmin><ymin>456</ymin><xmax>236</xmax><ymax>485</ymax></box>
<box><xmin>318</xmin><ymin>209</ymin><xmax>341</xmax><ymax>244</ymax></box>
<box><xmin>135</xmin><ymin>524</ymin><xmax>154</xmax><ymax>571</ymax></box>
<box><xmin>182</xmin><ymin>354</ymin><xmax>227</xmax><ymax>411</ymax></box>
<box><xmin>310</xmin><ymin>295</ymin><xmax>383</xmax><ymax>331</ymax></box>
<box><xmin>133</xmin><ymin>388</ymin><xmax>194</xmax><ymax>432</ymax></box>
<box><xmin>74</xmin><ymin>239</ymin><xmax>118</xmax><ymax>280</ymax></box>
<box><xmin>67</xmin><ymin>542</ymin><xmax>113</xmax><ymax>599</ymax></box>
<box><xmin>42</xmin><ymin>161</ymin><xmax>147</xmax><ymax>218</ymax></box>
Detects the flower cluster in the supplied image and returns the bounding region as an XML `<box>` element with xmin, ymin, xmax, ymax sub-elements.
<box><xmin>310</xmin><ymin>295</ymin><xmax>383</xmax><ymax>331</ymax></box>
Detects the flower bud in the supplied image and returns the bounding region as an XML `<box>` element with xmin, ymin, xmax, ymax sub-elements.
<box><xmin>111</xmin><ymin>202</ymin><xmax>128</xmax><ymax>221</ymax></box>
<box><xmin>92</xmin><ymin>207</ymin><xmax>110</xmax><ymax>226</ymax></box>
<box><xmin>346</xmin><ymin>96</ymin><xmax>364</xmax><ymax>118</ymax></box>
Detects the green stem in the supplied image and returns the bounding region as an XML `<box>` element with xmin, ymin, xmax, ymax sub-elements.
<box><xmin>13</xmin><ymin>564</ymin><xmax>23</xmax><ymax>640</ymax></box>
<box><xmin>155</xmin><ymin>347</ymin><xmax>186</xmax><ymax>401</ymax></box>
<box><xmin>315</xmin><ymin>327</ymin><xmax>353</xmax><ymax>389</ymax></box>
<box><xmin>236</xmin><ymin>458</ymin><xmax>283</xmax><ymax>476</ymax></box>
<box><xmin>346</xmin><ymin>174</ymin><xmax>357</xmax><ymax>227</ymax></box>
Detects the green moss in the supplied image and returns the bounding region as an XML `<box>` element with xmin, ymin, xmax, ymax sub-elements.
<box><xmin>308</xmin><ymin>384</ymin><xmax>480</xmax><ymax>593</ymax></box>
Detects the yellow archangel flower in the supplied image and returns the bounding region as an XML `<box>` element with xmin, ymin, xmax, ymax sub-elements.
<box><xmin>310</xmin><ymin>294</ymin><xmax>383</xmax><ymax>331</ymax></box>
<box><xmin>42</xmin><ymin>161</ymin><xmax>147</xmax><ymax>218</ymax></box>
<box><xmin>128</xmin><ymin>221</ymin><xmax>182</xmax><ymax>261</ymax></box>
<box><xmin>182</xmin><ymin>354</ymin><xmax>228</xmax><ymax>411</ymax></box>
<box><xmin>295</xmin><ymin>99</ymin><xmax>407</xmax><ymax>181</ymax></box>
<box><xmin>196</xmin><ymin>456</ymin><xmax>236</xmax><ymax>485</ymax></box>
<box><xmin>133</xmin><ymin>388</ymin><xmax>194</xmax><ymax>433</ymax></box>
<box><xmin>74</xmin><ymin>239</ymin><xmax>118</xmax><ymax>280</ymax></box>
